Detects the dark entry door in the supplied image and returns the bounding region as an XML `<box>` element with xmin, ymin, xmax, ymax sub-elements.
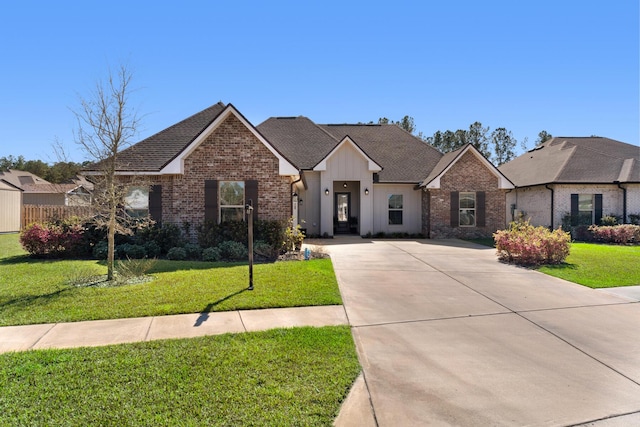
<box><xmin>335</xmin><ymin>192</ymin><xmax>350</xmax><ymax>234</ymax></box>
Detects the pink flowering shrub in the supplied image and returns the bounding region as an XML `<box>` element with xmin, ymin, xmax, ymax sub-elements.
<box><xmin>493</xmin><ymin>221</ymin><xmax>571</xmax><ymax>266</ymax></box>
<box><xmin>587</xmin><ymin>224</ymin><xmax>639</xmax><ymax>244</ymax></box>
<box><xmin>20</xmin><ymin>222</ymin><xmax>85</xmax><ymax>258</ymax></box>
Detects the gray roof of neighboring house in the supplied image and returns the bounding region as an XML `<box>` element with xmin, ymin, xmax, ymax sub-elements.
<box><xmin>257</xmin><ymin>117</ymin><xmax>443</xmax><ymax>182</ymax></box>
<box><xmin>498</xmin><ymin>137</ymin><xmax>640</xmax><ymax>187</ymax></box>
<box><xmin>86</xmin><ymin>102</ymin><xmax>227</xmax><ymax>172</ymax></box>
<box><xmin>0</xmin><ymin>169</ymin><xmax>51</xmax><ymax>189</ymax></box>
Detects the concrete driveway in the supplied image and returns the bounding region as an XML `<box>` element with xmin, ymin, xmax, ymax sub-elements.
<box><xmin>319</xmin><ymin>238</ymin><xmax>640</xmax><ymax>427</ymax></box>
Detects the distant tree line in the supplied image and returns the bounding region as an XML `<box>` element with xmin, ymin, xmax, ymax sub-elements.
<box><xmin>369</xmin><ymin>116</ymin><xmax>552</xmax><ymax>166</ymax></box>
<box><xmin>0</xmin><ymin>155</ymin><xmax>89</xmax><ymax>183</ymax></box>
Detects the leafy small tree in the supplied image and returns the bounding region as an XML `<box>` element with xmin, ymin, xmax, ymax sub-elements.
<box><xmin>73</xmin><ymin>64</ymin><xmax>145</xmax><ymax>281</ymax></box>
<box><xmin>536</xmin><ymin>130</ymin><xmax>553</xmax><ymax>146</ymax></box>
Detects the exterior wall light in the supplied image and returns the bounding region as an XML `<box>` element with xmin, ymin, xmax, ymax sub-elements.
<box><xmin>343</xmin><ymin>182</ymin><xmax>348</xmax><ymax>188</ymax></box>
<box><xmin>325</xmin><ymin>188</ymin><xmax>330</xmax><ymax>195</ymax></box>
<box><xmin>364</xmin><ymin>188</ymin><xmax>369</xmax><ymax>195</ymax></box>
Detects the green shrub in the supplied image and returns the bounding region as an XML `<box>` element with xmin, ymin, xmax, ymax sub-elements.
<box><xmin>629</xmin><ymin>213</ymin><xmax>640</xmax><ymax>225</ymax></box>
<box><xmin>218</xmin><ymin>241</ymin><xmax>248</xmax><ymax>261</ymax></box>
<box><xmin>600</xmin><ymin>215</ymin><xmax>619</xmax><ymax>226</ymax></box>
<box><xmin>136</xmin><ymin>223</ymin><xmax>184</xmax><ymax>254</ymax></box>
<box><xmin>253</xmin><ymin>240</ymin><xmax>278</xmax><ymax>261</ymax></box>
<box><xmin>92</xmin><ymin>241</ymin><xmax>108</xmax><ymax>259</ymax></box>
<box><xmin>121</xmin><ymin>244</ymin><xmax>147</xmax><ymax>259</ymax></box>
<box><xmin>143</xmin><ymin>241</ymin><xmax>161</xmax><ymax>258</ymax></box>
<box><xmin>202</xmin><ymin>247</ymin><xmax>222</xmax><ymax>262</ymax></box>
<box><xmin>198</xmin><ymin>219</ymin><xmax>286</xmax><ymax>252</ymax></box>
<box><xmin>184</xmin><ymin>243</ymin><xmax>202</xmax><ymax>260</ymax></box>
<box><xmin>493</xmin><ymin>220</ymin><xmax>571</xmax><ymax>266</ymax></box>
<box><xmin>166</xmin><ymin>247</ymin><xmax>187</xmax><ymax>260</ymax></box>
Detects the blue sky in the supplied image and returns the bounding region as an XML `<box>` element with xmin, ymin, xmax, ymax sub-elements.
<box><xmin>1</xmin><ymin>1</ymin><xmax>638</xmax><ymax>163</ymax></box>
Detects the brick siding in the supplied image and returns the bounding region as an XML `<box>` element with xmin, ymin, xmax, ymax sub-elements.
<box><xmin>426</xmin><ymin>150</ymin><xmax>507</xmax><ymax>238</ymax></box>
<box><xmin>152</xmin><ymin>114</ymin><xmax>291</xmax><ymax>238</ymax></box>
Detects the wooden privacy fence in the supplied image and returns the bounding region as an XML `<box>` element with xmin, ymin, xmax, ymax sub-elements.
<box><xmin>21</xmin><ymin>205</ymin><xmax>94</xmax><ymax>228</ymax></box>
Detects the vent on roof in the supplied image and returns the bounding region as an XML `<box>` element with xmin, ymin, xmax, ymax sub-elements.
<box><xmin>275</xmin><ymin>117</ymin><xmax>297</xmax><ymax>120</ymax></box>
<box><xmin>527</xmin><ymin>146</ymin><xmax>544</xmax><ymax>153</ymax></box>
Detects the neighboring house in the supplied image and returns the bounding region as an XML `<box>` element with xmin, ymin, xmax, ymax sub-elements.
<box><xmin>0</xmin><ymin>179</ymin><xmax>22</xmax><ymax>233</ymax></box>
<box><xmin>499</xmin><ymin>137</ymin><xmax>640</xmax><ymax>228</ymax></box>
<box><xmin>0</xmin><ymin>169</ymin><xmax>92</xmax><ymax>206</ymax></box>
<box><xmin>85</xmin><ymin>102</ymin><xmax>513</xmax><ymax>239</ymax></box>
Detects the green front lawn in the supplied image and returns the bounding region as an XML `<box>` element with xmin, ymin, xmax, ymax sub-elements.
<box><xmin>0</xmin><ymin>326</ymin><xmax>360</xmax><ymax>426</ymax></box>
<box><xmin>537</xmin><ymin>242</ymin><xmax>640</xmax><ymax>288</ymax></box>
<box><xmin>0</xmin><ymin>234</ymin><xmax>341</xmax><ymax>327</ymax></box>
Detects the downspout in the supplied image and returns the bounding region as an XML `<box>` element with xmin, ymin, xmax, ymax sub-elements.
<box><xmin>616</xmin><ymin>181</ymin><xmax>627</xmax><ymax>223</ymax></box>
<box><xmin>290</xmin><ymin>173</ymin><xmax>303</xmax><ymax>218</ymax></box>
<box><xmin>545</xmin><ymin>185</ymin><xmax>554</xmax><ymax>229</ymax></box>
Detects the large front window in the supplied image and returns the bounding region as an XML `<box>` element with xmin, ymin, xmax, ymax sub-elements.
<box><xmin>219</xmin><ymin>181</ymin><xmax>245</xmax><ymax>222</ymax></box>
<box><xmin>459</xmin><ymin>192</ymin><xmax>476</xmax><ymax>226</ymax></box>
<box><xmin>124</xmin><ymin>186</ymin><xmax>149</xmax><ymax>218</ymax></box>
<box><xmin>388</xmin><ymin>194</ymin><xmax>403</xmax><ymax>225</ymax></box>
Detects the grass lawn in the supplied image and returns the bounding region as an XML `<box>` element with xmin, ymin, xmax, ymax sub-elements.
<box><xmin>537</xmin><ymin>242</ymin><xmax>640</xmax><ymax>288</ymax></box>
<box><xmin>464</xmin><ymin>237</ymin><xmax>639</xmax><ymax>288</ymax></box>
<box><xmin>0</xmin><ymin>234</ymin><xmax>342</xmax><ymax>327</ymax></box>
<box><xmin>0</xmin><ymin>326</ymin><xmax>360</xmax><ymax>426</ymax></box>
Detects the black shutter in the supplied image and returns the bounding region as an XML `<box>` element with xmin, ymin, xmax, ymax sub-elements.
<box><xmin>204</xmin><ymin>180</ymin><xmax>218</xmax><ymax>223</ymax></box>
<box><xmin>476</xmin><ymin>191</ymin><xmax>485</xmax><ymax>227</ymax></box>
<box><xmin>149</xmin><ymin>185</ymin><xmax>162</xmax><ymax>226</ymax></box>
<box><xmin>245</xmin><ymin>180</ymin><xmax>258</xmax><ymax>220</ymax></box>
<box><xmin>594</xmin><ymin>194</ymin><xmax>603</xmax><ymax>225</ymax></box>
<box><xmin>570</xmin><ymin>194</ymin><xmax>579</xmax><ymax>226</ymax></box>
<box><xmin>450</xmin><ymin>191</ymin><xmax>459</xmax><ymax>228</ymax></box>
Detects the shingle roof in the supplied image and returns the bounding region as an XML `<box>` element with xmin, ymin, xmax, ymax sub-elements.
<box><xmin>0</xmin><ymin>169</ymin><xmax>50</xmax><ymax>189</ymax></box>
<box><xmin>22</xmin><ymin>183</ymin><xmax>82</xmax><ymax>194</ymax></box>
<box><xmin>498</xmin><ymin>137</ymin><xmax>640</xmax><ymax>186</ymax></box>
<box><xmin>256</xmin><ymin>117</ymin><xmax>338</xmax><ymax>169</ymax></box>
<box><xmin>421</xmin><ymin>146</ymin><xmax>467</xmax><ymax>185</ymax></box>
<box><xmin>86</xmin><ymin>102</ymin><xmax>227</xmax><ymax>172</ymax></box>
<box><xmin>257</xmin><ymin>117</ymin><xmax>443</xmax><ymax>182</ymax></box>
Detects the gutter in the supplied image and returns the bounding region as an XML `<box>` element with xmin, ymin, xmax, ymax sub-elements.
<box><xmin>545</xmin><ymin>185</ymin><xmax>554</xmax><ymax>228</ymax></box>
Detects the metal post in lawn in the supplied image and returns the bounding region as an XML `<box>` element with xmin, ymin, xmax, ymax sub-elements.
<box><xmin>246</xmin><ymin>202</ymin><xmax>254</xmax><ymax>290</ymax></box>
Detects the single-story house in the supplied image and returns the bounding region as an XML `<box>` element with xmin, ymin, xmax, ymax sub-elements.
<box><xmin>0</xmin><ymin>169</ymin><xmax>92</xmax><ymax>206</ymax></box>
<box><xmin>498</xmin><ymin>137</ymin><xmax>640</xmax><ymax>227</ymax></box>
<box><xmin>0</xmin><ymin>179</ymin><xmax>22</xmax><ymax>233</ymax></box>
<box><xmin>85</xmin><ymin>102</ymin><xmax>514</xmax><ymax>239</ymax></box>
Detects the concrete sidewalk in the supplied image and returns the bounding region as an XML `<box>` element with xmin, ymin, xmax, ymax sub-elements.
<box><xmin>0</xmin><ymin>305</ymin><xmax>348</xmax><ymax>353</ymax></box>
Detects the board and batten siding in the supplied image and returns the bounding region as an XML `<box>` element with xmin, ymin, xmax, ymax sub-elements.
<box><xmin>296</xmin><ymin>171</ymin><xmax>321</xmax><ymax>236</ymax></box>
<box><xmin>373</xmin><ymin>184</ymin><xmax>422</xmax><ymax>234</ymax></box>
<box><xmin>0</xmin><ymin>181</ymin><xmax>22</xmax><ymax>232</ymax></box>
<box><xmin>319</xmin><ymin>142</ymin><xmax>374</xmax><ymax>236</ymax></box>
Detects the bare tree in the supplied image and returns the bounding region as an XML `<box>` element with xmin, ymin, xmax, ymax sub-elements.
<box><xmin>73</xmin><ymin>64</ymin><xmax>143</xmax><ymax>281</ymax></box>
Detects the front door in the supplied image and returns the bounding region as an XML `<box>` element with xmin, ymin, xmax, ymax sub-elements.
<box><xmin>335</xmin><ymin>192</ymin><xmax>350</xmax><ymax>234</ymax></box>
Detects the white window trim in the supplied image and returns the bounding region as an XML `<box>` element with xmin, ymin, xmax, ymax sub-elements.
<box><xmin>459</xmin><ymin>192</ymin><xmax>476</xmax><ymax>227</ymax></box>
<box><xmin>219</xmin><ymin>181</ymin><xmax>245</xmax><ymax>222</ymax></box>
<box><xmin>388</xmin><ymin>194</ymin><xmax>403</xmax><ymax>225</ymax></box>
